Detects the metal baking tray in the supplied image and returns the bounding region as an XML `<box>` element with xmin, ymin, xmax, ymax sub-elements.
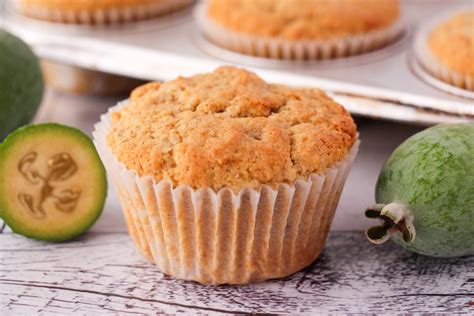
<box><xmin>1</xmin><ymin>0</ymin><xmax>473</xmax><ymax>125</ymax></box>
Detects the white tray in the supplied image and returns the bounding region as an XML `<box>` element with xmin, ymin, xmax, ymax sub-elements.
<box><xmin>2</xmin><ymin>0</ymin><xmax>473</xmax><ymax>125</ymax></box>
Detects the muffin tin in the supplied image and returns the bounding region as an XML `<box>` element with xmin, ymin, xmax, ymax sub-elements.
<box><xmin>2</xmin><ymin>0</ymin><xmax>473</xmax><ymax>125</ymax></box>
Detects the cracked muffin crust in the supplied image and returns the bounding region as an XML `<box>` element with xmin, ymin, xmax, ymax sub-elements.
<box><xmin>107</xmin><ymin>67</ymin><xmax>357</xmax><ymax>191</ymax></box>
<box><xmin>207</xmin><ymin>0</ymin><xmax>401</xmax><ymax>40</ymax></box>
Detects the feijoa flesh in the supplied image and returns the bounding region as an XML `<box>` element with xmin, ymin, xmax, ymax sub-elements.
<box><xmin>0</xmin><ymin>124</ymin><xmax>107</xmax><ymax>241</ymax></box>
<box><xmin>366</xmin><ymin>123</ymin><xmax>474</xmax><ymax>257</ymax></box>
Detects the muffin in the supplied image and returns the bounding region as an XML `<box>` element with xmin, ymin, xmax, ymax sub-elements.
<box><xmin>415</xmin><ymin>10</ymin><xmax>474</xmax><ymax>91</ymax></box>
<box><xmin>14</xmin><ymin>0</ymin><xmax>193</xmax><ymax>24</ymax></box>
<box><xmin>93</xmin><ymin>67</ymin><xmax>359</xmax><ymax>285</ymax></box>
<box><xmin>196</xmin><ymin>0</ymin><xmax>403</xmax><ymax>59</ymax></box>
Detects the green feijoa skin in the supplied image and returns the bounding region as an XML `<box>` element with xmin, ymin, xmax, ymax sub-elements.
<box><xmin>0</xmin><ymin>124</ymin><xmax>107</xmax><ymax>242</ymax></box>
<box><xmin>365</xmin><ymin>123</ymin><xmax>474</xmax><ymax>258</ymax></box>
<box><xmin>0</xmin><ymin>29</ymin><xmax>44</xmax><ymax>140</ymax></box>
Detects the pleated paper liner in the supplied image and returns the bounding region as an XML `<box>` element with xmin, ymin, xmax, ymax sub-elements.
<box><xmin>93</xmin><ymin>101</ymin><xmax>360</xmax><ymax>285</ymax></box>
<box><xmin>195</xmin><ymin>3</ymin><xmax>405</xmax><ymax>60</ymax></box>
<box><xmin>414</xmin><ymin>9</ymin><xmax>473</xmax><ymax>91</ymax></box>
<box><xmin>14</xmin><ymin>0</ymin><xmax>193</xmax><ymax>24</ymax></box>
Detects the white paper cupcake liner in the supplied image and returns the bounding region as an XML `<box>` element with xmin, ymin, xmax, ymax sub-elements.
<box><xmin>195</xmin><ymin>3</ymin><xmax>405</xmax><ymax>60</ymax></box>
<box><xmin>414</xmin><ymin>9</ymin><xmax>473</xmax><ymax>91</ymax></box>
<box><xmin>93</xmin><ymin>101</ymin><xmax>359</xmax><ymax>285</ymax></box>
<box><xmin>15</xmin><ymin>0</ymin><xmax>193</xmax><ymax>24</ymax></box>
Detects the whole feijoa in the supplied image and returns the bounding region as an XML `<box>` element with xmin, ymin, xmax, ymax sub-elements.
<box><xmin>365</xmin><ymin>123</ymin><xmax>474</xmax><ymax>257</ymax></box>
<box><xmin>0</xmin><ymin>29</ymin><xmax>43</xmax><ymax>140</ymax></box>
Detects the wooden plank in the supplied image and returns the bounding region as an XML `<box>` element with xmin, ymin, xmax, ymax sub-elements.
<box><xmin>1</xmin><ymin>231</ymin><xmax>472</xmax><ymax>314</ymax></box>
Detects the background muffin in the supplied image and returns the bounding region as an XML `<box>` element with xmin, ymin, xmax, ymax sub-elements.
<box><xmin>416</xmin><ymin>10</ymin><xmax>473</xmax><ymax>91</ymax></box>
<box><xmin>94</xmin><ymin>67</ymin><xmax>359</xmax><ymax>284</ymax></box>
<box><xmin>15</xmin><ymin>0</ymin><xmax>193</xmax><ymax>24</ymax></box>
<box><xmin>196</xmin><ymin>0</ymin><xmax>403</xmax><ymax>59</ymax></box>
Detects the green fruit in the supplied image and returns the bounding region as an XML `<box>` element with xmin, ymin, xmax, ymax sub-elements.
<box><xmin>0</xmin><ymin>29</ymin><xmax>44</xmax><ymax>140</ymax></box>
<box><xmin>0</xmin><ymin>124</ymin><xmax>107</xmax><ymax>242</ymax></box>
<box><xmin>365</xmin><ymin>123</ymin><xmax>474</xmax><ymax>258</ymax></box>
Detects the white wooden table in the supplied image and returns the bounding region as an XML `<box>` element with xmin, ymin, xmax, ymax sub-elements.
<box><xmin>1</xmin><ymin>90</ymin><xmax>473</xmax><ymax>314</ymax></box>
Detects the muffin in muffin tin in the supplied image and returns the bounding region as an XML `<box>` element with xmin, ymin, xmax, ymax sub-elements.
<box><xmin>196</xmin><ymin>0</ymin><xmax>404</xmax><ymax>60</ymax></box>
<box><xmin>14</xmin><ymin>0</ymin><xmax>193</xmax><ymax>24</ymax></box>
<box><xmin>415</xmin><ymin>10</ymin><xmax>474</xmax><ymax>92</ymax></box>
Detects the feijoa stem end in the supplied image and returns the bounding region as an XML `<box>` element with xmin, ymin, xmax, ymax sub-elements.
<box><xmin>365</xmin><ymin>203</ymin><xmax>416</xmax><ymax>244</ymax></box>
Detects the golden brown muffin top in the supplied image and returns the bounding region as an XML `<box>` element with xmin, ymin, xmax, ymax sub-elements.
<box><xmin>107</xmin><ymin>67</ymin><xmax>357</xmax><ymax>191</ymax></box>
<box><xmin>18</xmin><ymin>0</ymin><xmax>156</xmax><ymax>10</ymax></box>
<box><xmin>428</xmin><ymin>10</ymin><xmax>474</xmax><ymax>78</ymax></box>
<box><xmin>207</xmin><ymin>0</ymin><xmax>400</xmax><ymax>40</ymax></box>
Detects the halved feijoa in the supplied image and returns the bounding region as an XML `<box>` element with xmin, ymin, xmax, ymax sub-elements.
<box><xmin>0</xmin><ymin>124</ymin><xmax>107</xmax><ymax>242</ymax></box>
